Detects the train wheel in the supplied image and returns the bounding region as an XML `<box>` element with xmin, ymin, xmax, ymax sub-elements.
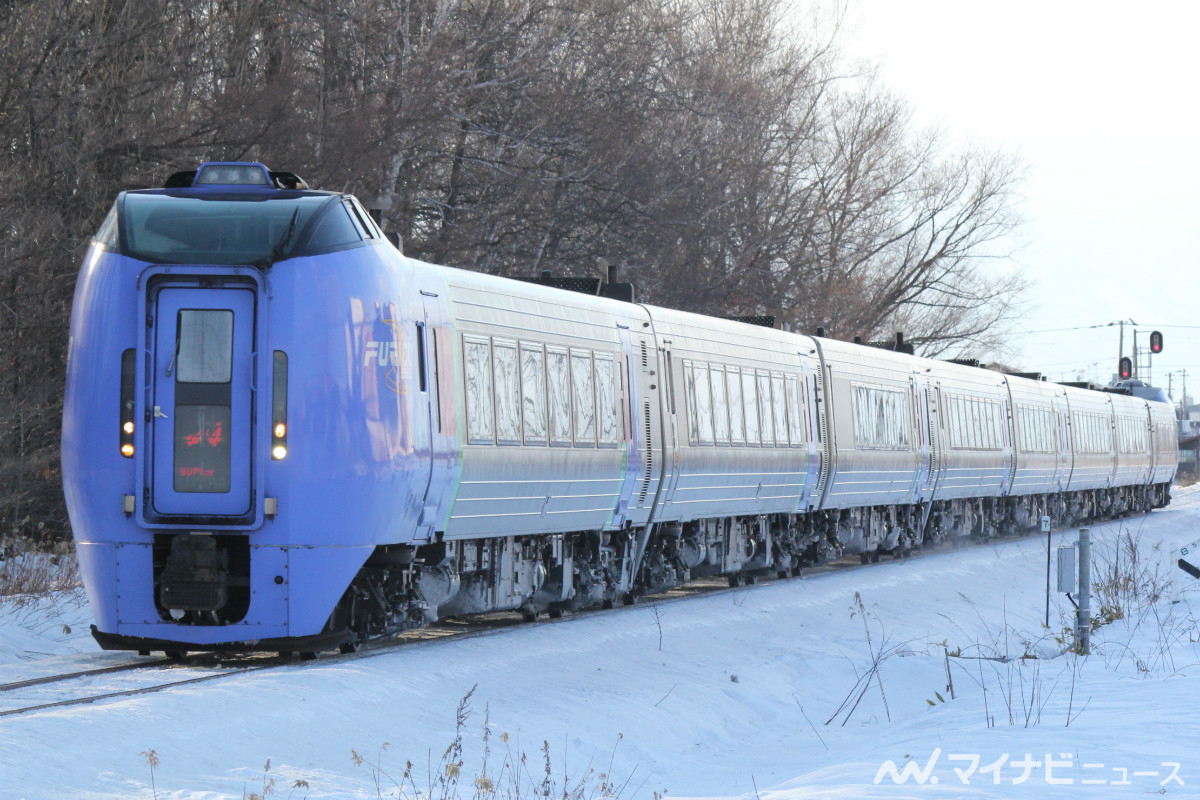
<box><xmin>727</xmin><ymin>574</ymin><xmax>743</xmax><ymax>588</ymax></box>
<box><xmin>339</xmin><ymin>641</ymin><xmax>361</xmax><ymax>654</ymax></box>
<box><xmin>521</xmin><ymin>606</ymin><xmax>540</xmax><ymax>622</ymax></box>
<box><xmin>164</xmin><ymin>650</ymin><xmax>186</xmax><ymax>660</ymax></box>
<box><xmin>300</xmin><ymin>651</ymin><xmax>318</xmax><ymax>661</ymax></box>
<box><xmin>548</xmin><ymin>607</ymin><xmax>564</xmax><ymax>619</ymax></box>
<box><xmin>621</xmin><ymin>592</ymin><xmax>639</xmax><ymax>606</ymax></box>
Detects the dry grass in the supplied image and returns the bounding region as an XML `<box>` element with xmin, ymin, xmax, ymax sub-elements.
<box><xmin>0</xmin><ymin>535</ymin><xmax>81</xmax><ymax>603</ymax></box>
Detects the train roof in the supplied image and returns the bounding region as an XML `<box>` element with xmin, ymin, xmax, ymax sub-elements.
<box><xmin>161</xmin><ymin>161</ymin><xmax>313</xmax><ymax>192</ymax></box>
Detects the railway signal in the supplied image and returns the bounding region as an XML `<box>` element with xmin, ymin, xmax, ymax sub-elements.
<box><xmin>1119</xmin><ymin>356</ymin><xmax>1133</xmax><ymax>379</ymax></box>
<box><xmin>1150</xmin><ymin>330</ymin><xmax>1164</xmax><ymax>354</ymax></box>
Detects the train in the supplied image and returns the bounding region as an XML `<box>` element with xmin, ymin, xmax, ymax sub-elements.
<box><xmin>61</xmin><ymin>162</ymin><xmax>1179</xmax><ymax>655</ymax></box>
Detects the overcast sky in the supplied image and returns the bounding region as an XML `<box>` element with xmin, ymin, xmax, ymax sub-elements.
<box><xmin>839</xmin><ymin>0</ymin><xmax>1200</xmax><ymax>400</ymax></box>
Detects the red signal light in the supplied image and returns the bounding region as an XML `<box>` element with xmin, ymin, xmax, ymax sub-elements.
<box><xmin>1149</xmin><ymin>330</ymin><xmax>1163</xmax><ymax>354</ymax></box>
<box><xmin>1118</xmin><ymin>356</ymin><xmax>1133</xmax><ymax>379</ymax></box>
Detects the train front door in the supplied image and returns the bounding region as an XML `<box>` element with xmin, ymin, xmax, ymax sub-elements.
<box><xmin>148</xmin><ymin>286</ymin><xmax>256</xmax><ymax>518</ymax></box>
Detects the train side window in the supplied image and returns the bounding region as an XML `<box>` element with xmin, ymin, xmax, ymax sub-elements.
<box><xmin>664</xmin><ymin>349</ymin><xmax>676</xmax><ymax>415</ymax></box>
<box><xmin>727</xmin><ymin>367</ymin><xmax>745</xmax><ymax>444</ymax></box>
<box><xmin>306</xmin><ymin>202</ymin><xmax>362</xmax><ymax>251</ymax></box>
<box><xmin>981</xmin><ymin>401</ymin><xmax>992</xmax><ymax>448</ymax></box>
<box><xmin>684</xmin><ymin>361</ymin><xmax>698</xmax><ymax>446</ymax></box>
<box><xmin>694</xmin><ymin>362</ymin><xmax>714</xmax><ymax>445</ymax></box>
<box><xmin>710</xmin><ymin>365</ymin><xmax>729</xmax><ymax>445</ymax></box>
<box><xmin>624</xmin><ymin>352</ymin><xmax>633</xmax><ymax>443</ymax></box>
<box><xmin>986</xmin><ymin>401</ymin><xmax>995</xmax><ymax>448</ymax></box>
<box><xmin>1076</xmin><ymin>413</ymin><xmax>1093</xmax><ymax>453</ymax></box>
<box><xmin>969</xmin><ymin>400</ymin><xmax>979</xmax><ymax>450</ymax></box>
<box><xmin>771</xmin><ymin>373</ymin><xmax>788</xmax><ymax>446</ymax></box>
<box><xmin>967</xmin><ymin>399</ymin><xmax>979</xmax><ymax>449</ymax></box>
<box><xmin>343</xmin><ymin>200</ymin><xmax>372</xmax><ymax>240</ymax></box>
<box><xmin>547</xmin><ymin>348</ymin><xmax>572</xmax><ymax>446</ymax></box>
<box><xmin>785</xmin><ymin>375</ymin><xmax>804</xmax><ymax>445</ymax></box>
<box><xmin>493</xmin><ymin>339</ymin><xmax>520</xmax><ymax>445</ymax></box>
<box><xmin>945</xmin><ymin>397</ymin><xmax>956</xmax><ymax>447</ymax></box>
<box><xmin>757</xmin><ymin>372</ymin><xmax>774</xmax><ymax>446</ymax></box>
<box><xmin>571</xmin><ymin>349</ymin><xmax>596</xmax><ymax>446</ymax></box>
<box><xmin>742</xmin><ymin>369</ymin><xmax>760</xmax><ymax>445</ymax></box>
<box><xmin>973</xmin><ymin>400</ymin><xmax>985</xmax><ymax>449</ymax></box>
<box><xmin>94</xmin><ymin>203</ymin><xmax>119</xmax><ymax>249</ymax></box>
<box><xmin>596</xmin><ymin>355</ymin><xmax>620</xmax><ymax>447</ymax></box>
<box><xmin>416</xmin><ymin>324</ymin><xmax>427</xmax><ymax>392</ymax></box>
<box><xmin>856</xmin><ymin>384</ymin><xmax>912</xmax><ymax>449</ymax></box>
<box><xmin>464</xmin><ymin>336</ymin><xmax>494</xmax><ymax>444</ymax></box>
<box><xmin>520</xmin><ymin>342</ymin><xmax>547</xmax><ymax>444</ymax></box>
<box><xmin>347</xmin><ymin>199</ymin><xmax>379</xmax><ymax>239</ymax></box>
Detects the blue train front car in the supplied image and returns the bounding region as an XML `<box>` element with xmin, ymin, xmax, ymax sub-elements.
<box><xmin>63</xmin><ymin>163</ymin><xmax>439</xmax><ymax>653</ymax></box>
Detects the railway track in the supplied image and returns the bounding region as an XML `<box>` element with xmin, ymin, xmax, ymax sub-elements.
<box><xmin>0</xmin><ymin>614</ymin><xmax>530</xmax><ymax>719</ymax></box>
<box><xmin>0</xmin><ymin>521</ymin><xmax>1093</xmax><ymax>720</ymax></box>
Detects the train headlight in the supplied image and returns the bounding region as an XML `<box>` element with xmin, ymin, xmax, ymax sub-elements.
<box><xmin>271</xmin><ymin>351</ymin><xmax>288</xmax><ymax>460</ymax></box>
<box><xmin>120</xmin><ymin>349</ymin><xmax>136</xmax><ymax>458</ymax></box>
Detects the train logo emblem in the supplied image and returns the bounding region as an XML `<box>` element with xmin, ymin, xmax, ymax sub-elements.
<box><xmin>363</xmin><ymin>316</ymin><xmax>403</xmax><ymax>394</ymax></box>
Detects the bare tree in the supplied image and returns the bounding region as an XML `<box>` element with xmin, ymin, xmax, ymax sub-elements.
<box><xmin>0</xmin><ymin>0</ymin><xmax>1026</xmax><ymax>540</ymax></box>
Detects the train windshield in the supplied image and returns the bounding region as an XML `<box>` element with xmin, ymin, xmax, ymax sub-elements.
<box><xmin>120</xmin><ymin>193</ymin><xmax>333</xmax><ymax>265</ymax></box>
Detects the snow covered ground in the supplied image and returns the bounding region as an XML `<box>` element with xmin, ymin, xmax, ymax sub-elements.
<box><xmin>3</xmin><ymin>488</ymin><xmax>1200</xmax><ymax>799</ymax></box>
